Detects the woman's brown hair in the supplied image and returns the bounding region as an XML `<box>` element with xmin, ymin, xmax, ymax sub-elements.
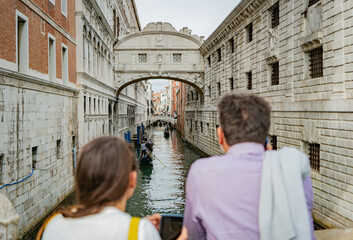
<box><xmin>62</xmin><ymin>136</ymin><xmax>137</xmax><ymax>218</ymax></box>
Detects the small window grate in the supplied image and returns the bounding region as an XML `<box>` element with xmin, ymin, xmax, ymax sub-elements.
<box><xmin>138</xmin><ymin>53</ymin><xmax>147</xmax><ymax>62</ymax></box>
<box><xmin>217</xmin><ymin>82</ymin><xmax>221</xmax><ymax>96</ymax></box>
<box><xmin>271</xmin><ymin>62</ymin><xmax>279</xmax><ymax>85</ymax></box>
<box><xmin>208</xmin><ymin>86</ymin><xmax>212</xmax><ymax>97</ymax></box>
<box><xmin>246</xmin><ymin>23</ymin><xmax>253</xmax><ymax>42</ymax></box>
<box><xmin>310</xmin><ymin>47</ymin><xmax>323</xmax><ymax>78</ymax></box>
<box><xmin>272</xmin><ymin>3</ymin><xmax>280</xmax><ymax>28</ymax></box>
<box><xmin>229</xmin><ymin>38</ymin><xmax>234</xmax><ymax>53</ymax></box>
<box><xmin>308</xmin><ymin>0</ymin><xmax>319</xmax><ymax>7</ymax></box>
<box><xmin>207</xmin><ymin>56</ymin><xmax>211</xmax><ymax>67</ymax></box>
<box><xmin>196</xmin><ymin>92</ymin><xmax>199</xmax><ymax>101</ymax></box>
<box><xmin>217</xmin><ymin>48</ymin><xmax>222</xmax><ymax>62</ymax></box>
<box><xmin>247</xmin><ymin>72</ymin><xmax>252</xmax><ymax>90</ymax></box>
<box><xmin>309</xmin><ymin>143</ymin><xmax>320</xmax><ymax>171</ymax></box>
<box><xmin>191</xmin><ymin>91</ymin><xmax>194</xmax><ymax>101</ymax></box>
<box><xmin>271</xmin><ymin>135</ymin><xmax>277</xmax><ymax>150</ymax></box>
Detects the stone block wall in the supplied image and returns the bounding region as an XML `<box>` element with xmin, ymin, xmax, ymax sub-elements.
<box><xmin>0</xmin><ymin>71</ymin><xmax>77</xmax><ymax>235</ymax></box>
<box><xmin>185</xmin><ymin>0</ymin><xmax>353</xmax><ymax>228</ymax></box>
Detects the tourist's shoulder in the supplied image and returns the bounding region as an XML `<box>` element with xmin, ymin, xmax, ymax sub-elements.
<box><xmin>191</xmin><ymin>155</ymin><xmax>223</xmax><ymax>170</ymax></box>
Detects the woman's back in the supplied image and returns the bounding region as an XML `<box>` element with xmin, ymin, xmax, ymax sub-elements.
<box><xmin>42</xmin><ymin>207</ymin><xmax>160</xmax><ymax>240</ymax></box>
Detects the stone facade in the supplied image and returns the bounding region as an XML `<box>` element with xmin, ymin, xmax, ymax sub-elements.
<box><xmin>0</xmin><ymin>0</ymin><xmax>78</xmax><ymax>235</ymax></box>
<box><xmin>0</xmin><ymin>0</ymin><xmax>144</xmax><ymax>236</ymax></box>
<box><xmin>184</xmin><ymin>0</ymin><xmax>353</xmax><ymax>228</ymax></box>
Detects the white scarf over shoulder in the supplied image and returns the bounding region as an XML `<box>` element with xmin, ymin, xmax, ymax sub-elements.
<box><xmin>259</xmin><ymin>147</ymin><xmax>311</xmax><ymax>240</ymax></box>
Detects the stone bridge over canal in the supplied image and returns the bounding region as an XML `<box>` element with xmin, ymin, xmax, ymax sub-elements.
<box><xmin>114</xmin><ymin>22</ymin><xmax>205</xmax><ymax>96</ymax></box>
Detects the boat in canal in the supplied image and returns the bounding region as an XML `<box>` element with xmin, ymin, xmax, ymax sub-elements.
<box><xmin>139</xmin><ymin>154</ymin><xmax>153</xmax><ymax>165</ymax></box>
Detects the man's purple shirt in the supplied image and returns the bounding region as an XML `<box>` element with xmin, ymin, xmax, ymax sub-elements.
<box><xmin>184</xmin><ymin>142</ymin><xmax>315</xmax><ymax>240</ymax></box>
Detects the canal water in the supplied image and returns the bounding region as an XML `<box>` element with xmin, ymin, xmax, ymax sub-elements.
<box><xmin>127</xmin><ymin>126</ymin><xmax>204</xmax><ymax>217</ymax></box>
<box><xmin>21</xmin><ymin>126</ymin><xmax>204</xmax><ymax>239</ymax></box>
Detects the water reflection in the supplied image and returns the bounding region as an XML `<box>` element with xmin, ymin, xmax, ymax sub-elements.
<box><xmin>126</xmin><ymin>126</ymin><xmax>204</xmax><ymax>217</ymax></box>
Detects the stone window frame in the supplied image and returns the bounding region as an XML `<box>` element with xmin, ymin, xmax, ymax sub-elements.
<box><xmin>309</xmin><ymin>143</ymin><xmax>320</xmax><ymax>172</ymax></box>
<box><xmin>246</xmin><ymin>22</ymin><xmax>253</xmax><ymax>43</ymax></box>
<box><xmin>217</xmin><ymin>48</ymin><xmax>222</xmax><ymax>62</ymax></box>
<box><xmin>16</xmin><ymin>10</ymin><xmax>29</xmax><ymax>73</ymax></box>
<box><xmin>32</xmin><ymin>146</ymin><xmax>38</xmax><ymax>170</ymax></box>
<box><xmin>246</xmin><ymin>71</ymin><xmax>252</xmax><ymax>90</ymax></box>
<box><xmin>217</xmin><ymin>82</ymin><xmax>221</xmax><ymax>96</ymax></box>
<box><xmin>173</xmin><ymin>53</ymin><xmax>182</xmax><ymax>63</ymax></box>
<box><xmin>229</xmin><ymin>77</ymin><xmax>234</xmax><ymax>90</ymax></box>
<box><xmin>309</xmin><ymin>47</ymin><xmax>323</xmax><ymax>78</ymax></box>
<box><xmin>138</xmin><ymin>53</ymin><xmax>148</xmax><ymax>63</ymax></box>
<box><xmin>61</xmin><ymin>43</ymin><xmax>68</xmax><ymax>84</ymax></box>
<box><xmin>48</xmin><ymin>33</ymin><xmax>56</xmax><ymax>81</ymax></box>
<box><xmin>271</xmin><ymin>61</ymin><xmax>279</xmax><ymax>85</ymax></box>
<box><xmin>271</xmin><ymin>2</ymin><xmax>280</xmax><ymax>28</ymax></box>
<box><xmin>56</xmin><ymin>139</ymin><xmax>62</xmax><ymax>159</ymax></box>
<box><xmin>61</xmin><ymin>0</ymin><xmax>67</xmax><ymax>18</ymax></box>
<box><xmin>229</xmin><ymin>37</ymin><xmax>234</xmax><ymax>54</ymax></box>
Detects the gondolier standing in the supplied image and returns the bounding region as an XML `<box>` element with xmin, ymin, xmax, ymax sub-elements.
<box><xmin>141</xmin><ymin>140</ymin><xmax>147</xmax><ymax>157</ymax></box>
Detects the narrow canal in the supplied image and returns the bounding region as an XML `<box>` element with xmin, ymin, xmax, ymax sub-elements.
<box><xmin>127</xmin><ymin>126</ymin><xmax>204</xmax><ymax>216</ymax></box>
<box><xmin>22</xmin><ymin>126</ymin><xmax>204</xmax><ymax>239</ymax></box>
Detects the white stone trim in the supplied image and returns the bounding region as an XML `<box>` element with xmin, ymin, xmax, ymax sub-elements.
<box><xmin>15</xmin><ymin>10</ymin><xmax>29</xmax><ymax>74</ymax></box>
<box><xmin>61</xmin><ymin>0</ymin><xmax>67</xmax><ymax>18</ymax></box>
<box><xmin>48</xmin><ymin>33</ymin><xmax>56</xmax><ymax>81</ymax></box>
<box><xmin>49</xmin><ymin>0</ymin><xmax>55</xmax><ymax>6</ymax></box>
<box><xmin>61</xmin><ymin>43</ymin><xmax>68</xmax><ymax>84</ymax></box>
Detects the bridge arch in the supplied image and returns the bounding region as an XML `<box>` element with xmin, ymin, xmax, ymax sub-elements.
<box><xmin>114</xmin><ymin>22</ymin><xmax>205</xmax><ymax>96</ymax></box>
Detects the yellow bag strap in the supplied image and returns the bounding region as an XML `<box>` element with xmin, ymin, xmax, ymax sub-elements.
<box><xmin>128</xmin><ymin>217</ymin><xmax>141</xmax><ymax>240</ymax></box>
<box><xmin>36</xmin><ymin>213</ymin><xmax>59</xmax><ymax>240</ymax></box>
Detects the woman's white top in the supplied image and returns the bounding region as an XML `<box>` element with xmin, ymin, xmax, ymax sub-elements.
<box><xmin>42</xmin><ymin>207</ymin><xmax>161</xmax><ymax>240</ymax></box>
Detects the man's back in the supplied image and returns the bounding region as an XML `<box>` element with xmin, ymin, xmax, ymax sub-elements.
<box><xmin>184</xmin><ymin>142</ymin><xmax>263</xmax><ymax>240</ymax></box>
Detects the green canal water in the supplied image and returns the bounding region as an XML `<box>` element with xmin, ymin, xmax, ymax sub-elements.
<box><xmin>21</xmin><ymin>126</ymin><xmax>204</xmax><ymax>239</ymax></box>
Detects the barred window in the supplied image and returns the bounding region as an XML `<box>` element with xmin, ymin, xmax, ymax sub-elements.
<box><xmin>310</xmin><ymin>47</ymin><xmax>323</xmax><ymax>78</ymax></box>
<box><xmin>229</xmin><ymin>38</ymin><xmax>234</xmax><ymax>53</ymax></box>
<box><xmin>173</xmin><ymin>53</ymin><xmax>182</xmax><ymax>62</ymax></box>
<box><xmin>217</xmin><ymin>82</ymin><xmax>221</xmax><ymax>95</ymax></box>
<box><xmin>229</xmin><ymin>78</ymin><xmax>234</xmax><ymax>90</ymax></box>
<box><xmin>272</xmin><ymin>2</ymin><xmax>279</xmax><ymax>28</ymax></box>
<box><xmin>208</xmin><ymin>86</ymin><xmax>212</xmax><ymax>97</ymax></box>
<box><xmin>196</xmin><ymin>91</ymin><xmax>199</xmax><ymax>101</ymax></box>
<box><xmin>309</xmin><ymin>143</ymin><xmax>320</xmax><ymax>171</ymax></box>
<box><xmin>138</xmin><ymin>53</ymin><xmax>147</xmax><ymax>62</ymax></box>
<box><xmin>246</xmin><ymin>23</ymin><xmax>253</xmax><ymax>42</ymax></box>
<box><xmin>201</xmin><ymin>122</ymin><xmax>203</xmax><ymax>133</ymax></box>
<box><xmin>217</xmin><ymin>48</ymin><xmax>222</xmax><ymax>62</ymax></box>
<box><xmin>207</xmin><ymin>56</ymin><xmax>211</xmax><ymax>67</ymax></box>
<box><xmin>271</xmin><ymin>62</ymin><xmax>279</xmax><ymax>85</ymax></box>
<box><xmin>308</xmin><ymin>0</ymin><xmax>319</xmax><ymax>7</ymax></box>
<box><xmin>271</xmin><ymin>135</ymin><xmax>277</xmax><ymax>150</ymax></box>
<box><xmin>191</xmin><ymin>91</ymin><xmax>194</xmax><ymax>101</ymax></box>
<box><xmin>190</xmin><ymin>121</ymin><xmax>192</xmax><ymax>132</ymax></box>
<box><xmin>247</xmin><ymin>72</ymin><xmax>252</xmax><ymax>90</ymax></box>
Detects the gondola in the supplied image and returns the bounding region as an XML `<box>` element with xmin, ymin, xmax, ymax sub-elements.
<box><xmin>139</xmin><ymin>155</ymin><xmax>153</xmax><ymax>165</ymax></box>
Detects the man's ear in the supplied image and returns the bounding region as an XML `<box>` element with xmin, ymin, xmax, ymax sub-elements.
<box><xmin>217</xmin><ymin>126</ymin><xmax>224</xmax><ymax>146</ymax></box>
<box><xmin>130</xmin><ymin>170</ymin><xmax>137</xmax><ymax>188</ymax></box>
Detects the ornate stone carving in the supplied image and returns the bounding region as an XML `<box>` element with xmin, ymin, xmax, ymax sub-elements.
<box><xmin>155</xmin><ymin>35</ymin><xmax>164</xmax><ymax>47</ymax></box>
<box><xmin>156</xmin><ymin>54</ymin><xmax>163</xmax><ymax>63</ymax></box>
<box><xmin>0</xmin><ymin>194</ymin><xmax>20</xmax><ymax>240</ymax></box>
<box><xmin>265</xmin><ymin>27</ymin><xmax>279</xmax><ymax>63</ymax></box>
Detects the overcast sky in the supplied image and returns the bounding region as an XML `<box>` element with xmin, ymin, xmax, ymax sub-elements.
<box><xmin>135</xmin><ymin>0</ymin><xmax>241</xmax><ymax>92</ymax></box>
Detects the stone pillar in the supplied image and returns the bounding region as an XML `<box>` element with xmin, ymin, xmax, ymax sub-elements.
<box><xmin>0</xmin><ymin>194</ymin><xmax>20</xmax><ymax>240</ymax></box>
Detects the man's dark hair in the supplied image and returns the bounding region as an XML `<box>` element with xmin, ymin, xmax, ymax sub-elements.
<box><xmin>218</xmin><ymin>93</ymin><xmax>271</xmax><ymax>146</ymax></box>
